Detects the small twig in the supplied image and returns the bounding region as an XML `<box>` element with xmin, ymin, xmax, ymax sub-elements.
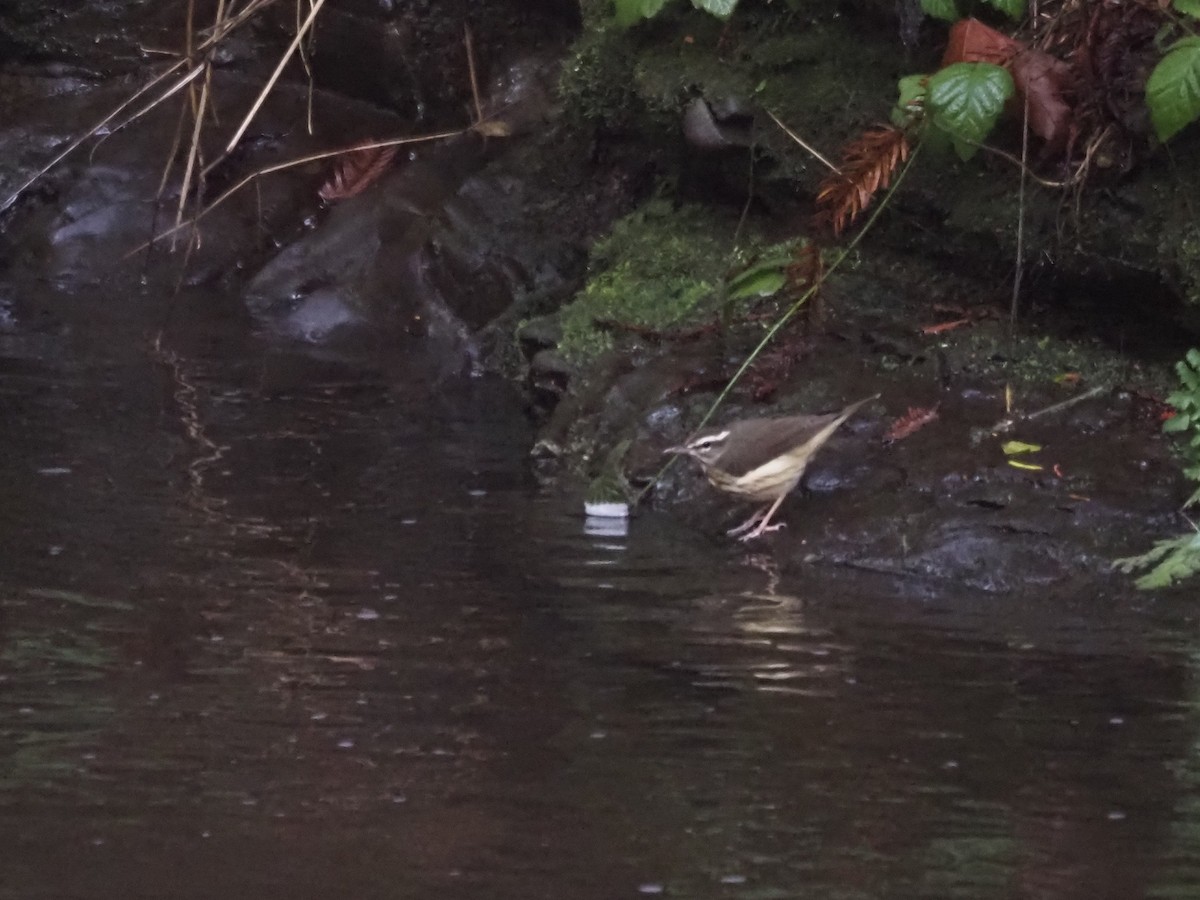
<box><xmin>987</xmin><ymin>385</ymin><xmax>1106</xmax><ymax>436</ymax></box>
<box><xmin>107</xmin><ymin>64</ymin><xmax>208</xmax><ymax>137</ymax></box>
<box><xmin>224</xmin><ymin>0</ymin><xmax>327</xmax><ymax>153</ymax></box>
<box><xmin>176</xmin><ymin>63</ymin><xmax>212</xmax><ymax>239</ymax></box>
<box><xmin>464</xmin><ymin>24</ymin><xmax>483</xmax><ymax>125</ymax></box>
<box><xmin>296</xmin><ymin>0</ymin><xmax>316</xmax><ymax>134</ymax></box>
<box><xmin>195</xmin><ymin>0</ymin><xmax>280</xmax><ymax>52</ymax></box>
<box><xmin>1010</xmin><ymin>72</ymin><xmax>1029</xmax><ymax>334</ymax></box>
<box><xmin>974</xmin><ymin>139</ymin><xmax>1084</xmax><ymax>190</ymax></box>
<box><xmin>0</xmin><ymin>59</ymin><xmax>201</xmax><ymax>212</ymax></box>
<box><xmin>126</xmin><ymin>128</ymin><xmax>464</xmax><ymax>256</ymax></box>
<box><xmin>158</xmin><ymin>86</ymin><xmax>191</xmax><ymax>197</ymax></box>
<box><xmin>764</xmin><ymin>109</ymin><xmax>838</xmax><ymax>173</ymax></box>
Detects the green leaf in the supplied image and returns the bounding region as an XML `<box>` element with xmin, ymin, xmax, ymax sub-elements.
<box><xmin>1175</xmin><ymin>0</ymin><xmax>1200</xmax><ymax>18</ymax></box>
<box><xmin>982</xmin><ymin>0</ymin><xmax>1025</xmax><ymax>18</ymax></box>
<box><xmin>1008</xmin><ymin>459</ymin><xmax>1043</xmax><ymax>471</ymax></box>
<box><xmin>613</xmin><ymin>0</ymin><xmax>672</xmax><ymax>26</ymax></box>
<box><xmin>892</xmin><ymin>74</ymin><xmax>929</xmax><ymax>129</ymax></box>
<box><xmin>1173</xmin><ymin>387</ymin><xmax>1196</xmax><ymax>406</ymax></box>
<box><xmin>1178</xmin><ymin>360</ymin><xmax>1200</xmax><ymax>391</ymax></box>
<box><xmin>1147</xmin><ymin>37</ymin><xmax>1200</xmax><ymax>141</ymax></box>
<box><xmin>692</xmin><ymin>0</ymin><xmax>738</xmax><ymax>16</ymax></box>
<box><xmin>927</xmin><ymin>62</ymin><xmax>1014</xmax><ymax>160</ymax></box>
<box><xmin>920</xmin><ymin>0</ymin><xmax>960</xmax><ymax>21</ymax></box>
<box><xmin>1002</xmin><ymin>440</ymin><xmax>1042</xmax><ymax>456</ymax></box>
<box><xmin>727</xmin><ymin>266</ymin><xmax>788</xmax><ymax>300</ymax></box>
<box><xmin>1163</xmin><ymin>412</ymin><xmax>1192</xmax><ymax>433</ymax></box>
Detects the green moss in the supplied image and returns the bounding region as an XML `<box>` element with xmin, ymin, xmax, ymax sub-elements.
<box><xmin>558</xmin><ymin>26</ymin><xmax>651</xmax><ymax>131</ymax></box>
<box><xmin>556</xmin><ymin>199</ymin><xmax>756</xmax><ymax>363</ymax></box>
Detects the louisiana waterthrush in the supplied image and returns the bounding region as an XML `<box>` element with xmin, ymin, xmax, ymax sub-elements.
<box><xmin>664</xmin><ymin>394</ymin><xmax>879</xmax><ymax>541</ymax></box>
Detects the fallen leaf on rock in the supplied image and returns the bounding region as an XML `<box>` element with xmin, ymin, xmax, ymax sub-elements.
<box><xmin>1008</xmin><ymin>460</ymin><xmax>1044</xmax><ymax>471</ymax></box>
<box><xmin>1002</xmin><ymin>440</ymin><xmax>1043</xmax><ymax>455</ymax></box>
<box><xmin>319</xmin><ymin>143</ymin><xmax>398</xmax><ymax>202</ymax></box>
<box><xmin>920</xmin><ymin>318</ymin><xmax>970</xmax><ymax>335</ymax></box>
<box><xmin>473</xmin><ymin>120</ymin><xmax>511</xmax><ymax>138</ymax></box>
<box><xmin>884</xmin><ymin>404</ymin><xmax>940</xmax><ymax>443</ymax></box>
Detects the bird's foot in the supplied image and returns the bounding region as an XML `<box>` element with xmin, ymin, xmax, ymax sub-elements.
<box><xmin>737</xmin><ymin>521</ymin><xmax>786</xmax><ymax>543</ymax></box>
<box><xmin>726</xmin><ymin>506</ymin><xmax>769</xmax><ymax>537</ymax></box>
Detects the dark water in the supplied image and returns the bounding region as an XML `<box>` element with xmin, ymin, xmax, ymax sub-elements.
<box><xmin>3</xmin><ymin>289</ymin><xmax>1200</xmax><ymax>900</ymax></box>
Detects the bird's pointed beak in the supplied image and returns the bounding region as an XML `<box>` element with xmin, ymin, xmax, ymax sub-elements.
<box><xmin>663</xmin><ymin>444</ymin><xmax>686</xmax><ymax>456</ymax></box>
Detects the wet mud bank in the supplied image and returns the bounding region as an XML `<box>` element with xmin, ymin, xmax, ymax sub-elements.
<box><xmin>530</xmin><ymin>314</ymin><xmax>1189</xmax><ymax>595</ymax></box>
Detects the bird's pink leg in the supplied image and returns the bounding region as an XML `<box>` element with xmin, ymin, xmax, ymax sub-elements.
<box><xmin>738</xmin><ymin>493</ymin><xmax>789</xmax><ymax>542</ymax></box>
<box><xmin>726</xmin><ymin>503</ymin><xmax>769</xmax><ymax>537</ymax></box>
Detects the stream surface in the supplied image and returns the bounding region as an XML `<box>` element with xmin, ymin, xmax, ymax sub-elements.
<box><xmin>3</xmin><ymin>285</ymin><xmax>1200</xmax><ymax>900</ymax></box>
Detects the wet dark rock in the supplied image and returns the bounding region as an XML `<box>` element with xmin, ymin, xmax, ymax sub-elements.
<box><xmin>0</xmin><ymin>72</ymin><xmax>405</xmax><ymax>291</ymax></box>
<box><xmin>534</xmin><ymin>277</ymin><xmax>1189</xmax><ymax>593</ymax></box>
<box><xmin>297</xmin><ymin>0</ymin><xmax>574</xmax><ymax>122</ymax></box>
<box><xmin>681</xmin><ymin>97</ymin><xmax>754</xmax><ymax>151</ymax></box>
<box><xmin>0</xmin><ymin>4</ymin><xmax>612</xmax><ymax>374</ymax></box>
<box><xmin>517</xmin><ymin>316</ymin><xmax>563</xmax><ymax>353</ymax></box>
<box><xmin>528</xmin><ymin>349</ymin><xmax>574</xmax><ymax>408</ymax></box>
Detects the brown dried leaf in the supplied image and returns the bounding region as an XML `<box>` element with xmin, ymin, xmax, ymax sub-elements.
<box><xmin>1009</xmin><ymin>48</ymin><xmax>1073</xmax><ymax>150</ymax></box>
<box><xmin>943</xmin><ymin>18</ymin><xmax>1021</xmax><ymax>67</ymax></box>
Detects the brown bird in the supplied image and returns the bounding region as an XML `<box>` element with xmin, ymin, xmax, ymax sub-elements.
<box><xmin>665</xmin><ymin>394</ymin><xmax>879</xmax><ymax>541</ymax></box>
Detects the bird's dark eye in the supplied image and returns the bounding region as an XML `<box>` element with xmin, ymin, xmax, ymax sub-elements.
<box><xmin>690</xmin><ymin>430</ymin><xmax>729</xmax><ymax>451</ymax></box>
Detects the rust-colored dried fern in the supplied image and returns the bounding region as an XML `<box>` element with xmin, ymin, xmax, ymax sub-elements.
<box><xmin>815</xmin><ymin>126</ymin><xmax>910</xmax><ymax>236</ymax></box>
<box><xmin>318</xmin><ymin>144</ymin><xmax>398</xmax><ymax>202</ymax></box>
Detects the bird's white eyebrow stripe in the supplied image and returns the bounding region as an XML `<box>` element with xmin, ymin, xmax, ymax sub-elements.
<box><xmin>701</xmin><ymin>429</ymin><xmax>730</xmax><ymax>442</ymax></box>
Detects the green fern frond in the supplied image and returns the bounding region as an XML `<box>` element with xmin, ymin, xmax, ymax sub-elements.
<box><xmin>1115</xmin><ymin>532</ymin><xmax>1200</xmax><ymax>589</ymax></box>
<box><xmin>1118</xmin><ymin>348</ymin><xmax>1200</xmax><ymax>588</ymax></box>
<box><xmin>1115</xmin><ymin>540</ymin><xmax>1177</xmax><ymax>573</ymax></box>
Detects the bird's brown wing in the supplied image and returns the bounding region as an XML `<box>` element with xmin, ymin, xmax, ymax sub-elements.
<box><xmin>713</xmin><ymin>413</ymin><xmax>842</xmax><ymax>477</ymax></box>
